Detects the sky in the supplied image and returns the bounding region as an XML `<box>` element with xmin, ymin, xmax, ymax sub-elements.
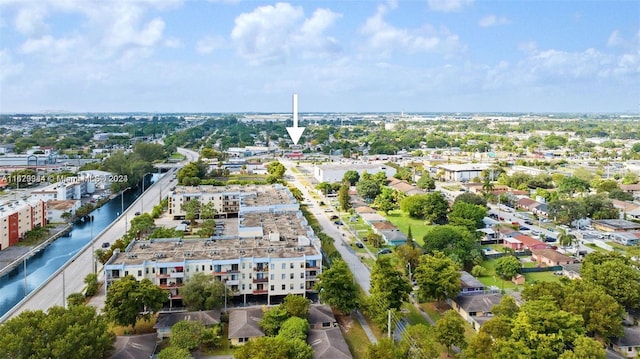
<box><xmin>0</xmin><ymin>0</ymin><xmax>638</xmax><ymax>114</ymax></box>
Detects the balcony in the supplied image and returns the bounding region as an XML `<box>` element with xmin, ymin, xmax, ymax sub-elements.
<box><xmin>253</xmin><ymin>289</ymin><xmax>268</xmax><ymax>295</ymax></box>
<box><xmin>253</xmin><ymin>267</ymin><xmax>268</xmax><ymax>272</ymax></box>
<box><xmin>226</xmin><ymin>279</ymin><xmax>239</xmax><ymax>286</ymax></box>
<box><xmin>305</xmin><ymin>275</ymin><xmax>317</xmax><ymax>281</ymax></box>
<box><xmin>156</xmin><ymin>273</ymin><xmax>170</xmax><ymax>279</ymax></box>
<box><xmin>253</xmin><ymin>277</ymin><xmax>268</xmax><ymax>283</ymax></box>
<box><xmin>170</xmin><ymin>272</ymin><xmax>184</xmax><ymax>279</ymax></box>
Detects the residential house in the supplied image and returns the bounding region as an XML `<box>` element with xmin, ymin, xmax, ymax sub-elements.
<box><xmin>611</xmin><ymin>232</ymin><xmax>640</xmax><ymax>246</ymax></box>
<box><xmin>592</xmin><ymin>219</ymin><xmax>640</xmax><ymax>232</ymax></box>
<box><xmin>387</xmin><ymin>179</ymin><xmax>425</xmax><ymax>196</ymax></box>
<box><xmin>354</xmin><ymin>206</ymin><xmax>376</xmax><ymax>215</ymax></box>
<box><xmin>514</xmin><ymin>235</ymin><xmax>547</xmax><ymax>250</ymax></box>
<box><xmin>620</xmin><ymin>184</ymin><xmax>640</xmax><ymax>197</ymax></box>
<box><xmin>449</xmin><ymin>293</ymin><xmax>503</xmax><ymax>332</ymax></box>
<box><xmin>609</xmin><ymin>326</ymin><xmax>640</xmax><ymax>358</ymax></box>
<box><xmin>460</xmin><ymin>271</ymin><xmax>486</xmax><ymax>295</ymax></box>
<box><xmin>359</xmin><ymin>212</ymin><xmax>387</xmax><ymax>224</ymax></box>
<box><xmin>611</xmin><ymin>200</ymin><xmax>639</xmax><ymax>219</ymax></box>
<box><xmin>436</xmin><ymin>163</ymin><xmax>493</xmax><ymax>182</ymax></box>
<box><xmin>561</xmin><ymin>263</ymin><xmax>582</xmax><ymax>280</ymax></box>
<box><xmin>531</xmin><ymin>249</ymin><xmax>574</xmax><ymax>266</ymax></box>
<box><xmin>503</xmin><ymin>237</ymin><xmax>523</xmax><ymax>251</ymax></box>
<box><xmin>154</xmin><ymin>310</ymin><xmax>220</xmax><ymax>339</ymax></box>
<box><xmin>532</xmin><ymin>203</ymin><xmax>549</xmax><ymax>218</ymax></box>
<box><xmin>307</xmin><ymin>305</ymin><xmax>352</xmax><ymax>359</ymax></box>
<box><xmin>228</xmin><ymin>308</ymin><xmax>265</xmax><ymax>345</ymax></box>
<box><xmin>516</xmin><ymin>197</ymin><xmax>542</xmax><ymax>212</ymax></box>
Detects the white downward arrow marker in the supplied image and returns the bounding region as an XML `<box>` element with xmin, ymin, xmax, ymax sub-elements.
<box><xmin>286</xmin><ymin>93</ymin><xmax>305</xmax><ymax>145</ymax></box>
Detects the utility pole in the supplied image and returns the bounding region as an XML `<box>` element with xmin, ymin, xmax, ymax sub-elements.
<box><xmin>388</xmin><ymin>310</ymin><xmax>392</xmax><ymax>338</ymax></box>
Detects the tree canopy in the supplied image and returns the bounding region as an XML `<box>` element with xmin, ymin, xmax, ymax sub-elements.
<box><xmin>315</xmin><ymin>260</ymin><xmax>359</xmax><ymax>314</ymax></box>
<box><xmin>415</xmin><ymin>251</ymin><xmax>461</xmax><ymax>303</ymax></box>
<box><xmin>0</xmin><ymin>305</ymin><xmax>114</xmax><ymax>359</ymax></box>
<box><xmin>179</xmin><ymin>272</ymin><xmax>227</xmax><ymax>311</ymax></box>
<box><xmin>104</xmin><ymin>275</ymin><xmax>167</xmax><ymax>330</ymax></box>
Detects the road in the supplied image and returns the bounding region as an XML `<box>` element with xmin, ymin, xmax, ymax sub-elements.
<box><xmin>282</xmin><ymin>159</ymin><xmax>373</xmax><ymax>294</ymax></box>
<box><xmin>2</xmin><ymin>168</ymin><xmax>179</xmax><ymax>321</ymax></box>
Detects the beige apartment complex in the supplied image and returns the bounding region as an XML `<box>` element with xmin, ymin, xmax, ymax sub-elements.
<box><xmin>106</xmin><ymin>184</ymin><xmax>322</xmax><ymax>305</ymax></box>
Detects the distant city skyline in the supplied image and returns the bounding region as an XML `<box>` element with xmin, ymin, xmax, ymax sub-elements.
<box><xmin>0</xmin><ymin>0</ymin><xmax>638</xmax><ymax>113</ymax></box>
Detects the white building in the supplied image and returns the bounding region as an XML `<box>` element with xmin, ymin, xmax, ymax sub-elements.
<box><xmin>45</xmin><ymin>200</ymin><xmax>81</xmax><ymax>223</ymax></box>
<box><xmin>106</xmin><ymin>184</ymin><xmax>322</xmax><ymax>305</ymax></box>
<box><xmin>436</xmin><ymin>163</ymin><xmax>493</xmax><ymax>182</ymax></box>
<box><xmin>313</xmin><ymin>163</ymin><xmax>397</xmax><ymax>183</ymax></box>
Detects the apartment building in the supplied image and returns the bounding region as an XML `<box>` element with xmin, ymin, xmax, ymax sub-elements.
<box><xmin>0</xmin><ymin>199</ymin><xmax>47</xmax><ymax>250</ymax></box>
<box><xmin>168</xmin><ymin>184</ymin><xmax>299</xmax><ymax>219</ymax></box>
<box><xmin>107</xmin><ymin>184</ymin><xmax>322</xmax><ymax>305</ymax></box>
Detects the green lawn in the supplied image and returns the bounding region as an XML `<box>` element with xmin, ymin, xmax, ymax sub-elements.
<box><xmin>477</xmin><ymin>259</ymin><xmax>518</xmax><ymax>290</ymax></box>
<box><xmin>383</xmin><ymin>210</ymin><xmax>432</xmax><ymax>245</ymax></box>
<box><xmin>402</xmin><ymin>303</ymin><xmax>432</xmax><ymax>326</ymax></box>
<box><xmin>524</xmin><ymin>271</ymin><xmax>562</xmax><ymax>283</ymax></box>
<box><xmin>339</xmin><ymin>315</ymin><xmax>370</xmax><ymax>359</ymax></box>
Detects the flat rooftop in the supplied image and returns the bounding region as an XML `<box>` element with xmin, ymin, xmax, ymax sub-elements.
<box><xmin>108</xmin><ymin>236</ymin><xmax>319</xmax><ymax>266</ymax></box>
<box><xmin>172</xmin><ymin>184</ymin><xmax>296</xmax><ymax>208</ymax></box>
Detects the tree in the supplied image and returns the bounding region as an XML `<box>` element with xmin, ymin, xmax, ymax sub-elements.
<box><xmin>454</xmin><ymin>192</ymin><xmax>487</xmax><ymax>207</ymax></box>
<box><xmin>557</xmin><ymin>176</ymin><xmax>590</xmax><ymax>196</ymax></box>
<box><xmin>260</xmin><ymin>306</ymin><xmax>290</xmax><ymax>336</ymax></box>
<box><xmin>158</xmin><ymin>346</ymin><xmax>192</xmax><ymax>359</ymax></box>
<box><xmin>66</xmin><ymin>292</ymin><xmax>86</xmax><ymax>307</ymax></box>
<box><xmin>129</xmin><ymin>212</ymin><xmax>155</xmax><ymax>239</ymax></box>
<box><xmin>491</xmin><ymin>295</ymin><xmax>520</xmax><ymax>319</ymax></box>
<box><xmin>366</xmin><ymin>231</ymin><xmax>383</xmax><ymax>248</ymax></box>
<box><xmin>343</xmin><ymin>170</ymin><xmax>360</xmax><ymax>186</ymax></box>
<box><xmin>400</xmin><ymin>192</ymin><xmax>449</xmax><ymax>223</ymax></box>
<box><xmin>581</xmin><ymin>252</ymin><xmax>640</xmax><ymax>309</ymax></box>
<box><xmin>366</xmin><ymin>337</ymin><xmax>403</xmax><ymax>359</ymax></box>
<box><xmin>84</xmin><ymin>273</ymin><xmax>98</xmax><ymax>297</ymax></box>
<box><xmin>338</xmin><ymin>182</ymin><xmax>351</xmax><ymax>211</ymax></box>
<box><xmin>415</xmin><ymin>251</ymin><xmax>461</xmax><ymax>303</ymax></box>
<box><xmin>281</xmin><ymin>294</ymin><xmax>310</xmax><ymax>318</ymax></box>
<box><xmin>277</xmin><ymin>317</ymin><xmax>309</xmax><ymax>341</ymax></box>
<box><xmin>417</xmin><ymin>174</ymin><xmax>436</xmax><ymax>190</ymax></box>
<box><xmin>562</xmin><ymin>280</ymin><xmax>623</xmax><ymax>338</ymax></box>
<box><xmin>180</xmin><ymin>273</ymin><xmax>227</xmax><ymax>311</ymax></box>
<box><xmin>463</xmin><ymin>331</ymin><xmax>495</xmax><ymax>359</ymax></box>
<box><xmin>435</xmin><ymin>310</ymin><xmax>466</xmax><ymax>356</ymax></box>
<box><xmin>373</xmin><ymin>187</ymin><xmax>402</xmax><ymax>214</ymax></box>
<box><xmin>395</xmin><ymin>243</ymin><xmax>423</xmax><ymax>278</ymax></box>
<box><xmin>558</xmin><ymin>336</ymin><xmax>606</xmax><ymax>359</ymax></box>
<box><xmin>104</xmin><ymin>276</ymin><xmax>167</xmax><ymax>330</ymax></box>
<box><xmin>367</xmin><ymin>256</ymin><xmax>411</xmax><ymax>329</ymax></box>
<box><xmin>0</xmin><ymin>305</ymin><xmax>114</xmax><ymax>359</ymax></box>
<box><xmin>557</xmin><ymin>228</ymin><xmax>575</xmax><ymax>251</ymax></box>
<box><xmin>448</xmin><ymin>201</ymin><xmax>487</xmax><ymax>231</ymax></box>
<box><xmin>234</xmin><ymin>336</ymin><xmax>313</xmax><ymax>359</ymax></box>
<box><xmin>316</xmin><ymin>182</ymin><xmax>333</xmax><ymax>196</ymax></box>
<box><xmin>494</xmin><ymin>256</ymin><xmax>521</xmax><ymax>279</ymax></box>
<box><xmin>356</xmin><ymin>178</ymin><xmax>381</xmax><ymax>202</ymax></box>
<box><xmin>170</xmin><ymin>320</ymin><xmax>205</xmax><ymax>350</ymax></box>
<box><xmin>267</xmin><ymin>161</ymin><xmax>286</xmax><ymax>179</ymax></box>
<box><xmin>182</xmin><ymin>199</ymin><xmax>202</xmax><ymax>226</ymax></box>
<box><xmin>200</xmin><ymin>202</ymin><xmax>217</xmax><ymax>220</ymax></box>
<box><xmin>422</xmin><ymin>225</ymin><xmax>481</xmax><ymax>270</ymax></box>
<box><xmin>399</xmin><ymin>324</ymin><xmax>439</xmax><ymax>359</ymax></box>
<box><xmin>315</xmin><ymin>260</ymin><xmax>359</xmax><ymax>314</ymax></box>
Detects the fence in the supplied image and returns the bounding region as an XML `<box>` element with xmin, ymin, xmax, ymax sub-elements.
<box><xmin>520</xmin><ymin>265</ymin><xmax>562</xmax><ymax>273</ymax></box>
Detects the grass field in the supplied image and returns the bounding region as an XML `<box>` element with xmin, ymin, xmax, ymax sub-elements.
<box><xmin>383</xmin><ymin>210</ymin><xmax>431</xmax><ymax>245</ymax></box>
<box><xmin>524</xmin><ymin>271</ymin><xmax>562</xmax><ymax>283</ymax></box>
<box><xmin>477</xmin><ymin>259</ymin><xmax>518</xmax><ymax>290</ymax></box>
<box><xmin>339</xmin><ymin>314</ymin><xmax>372</xmax><ymax>359</ymax></box>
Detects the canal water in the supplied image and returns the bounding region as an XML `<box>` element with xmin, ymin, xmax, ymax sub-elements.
<box><xmin>0</xmin><ymin>187</ymin><xmax>143</xmax><ymax>317</ymax></box>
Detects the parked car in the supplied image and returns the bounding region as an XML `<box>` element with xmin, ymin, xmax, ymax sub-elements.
<box><xmin>377</xmin><ymin>248</ymin><xmax>392</xmax><ymax>255</ymax></box>
<box><xmin>524</xmin><ymin>220</ymin><xmax>534</xmax><ymax>225</ymax></box>
<box><xmin>544</xmin><ymin>237</ymin><xmax>556</xmax><ymax>243</ymax></box>
<box><xmin>330</xmin><ymin>215</ymin><xmax>339</xmax><ymax>220</ymax></box>
<box><xmin>519</xmin><ymin>226</ymin><xmax>530</xmax><ymax>231</ymax></box>
<box><xmin>334</xmin><ymin>221</ymin><xmax>343</xmax><ymax>226</ymax></box>
<box><xmin>101</xmin><ymin>242</ymin><xmax>110</xmax><ymax>248</ymax></box>
<box><xmin>134</xmin><ymin>211</ymin><xmax>141</xmax><ymax>216</ymax></box>
<box><xmin>356</xmin><ymin>242</ymin><xmax>364</xmax><ymax>248</ymax></box>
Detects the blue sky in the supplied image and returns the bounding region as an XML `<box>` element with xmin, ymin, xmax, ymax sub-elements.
<box><xmin>0</xmin><ymin>0</ymin><xmax>638</xmax><ymax>113</ymax></box>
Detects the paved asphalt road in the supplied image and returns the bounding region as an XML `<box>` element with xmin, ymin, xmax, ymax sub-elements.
<box><xmin>281</xmin><ymin>159</ymin><xmax>373</xmax><ymax>295</ymax></box>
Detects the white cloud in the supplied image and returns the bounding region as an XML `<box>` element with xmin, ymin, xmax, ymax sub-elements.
<box><xmin>196</xmin><ymin>35</ymin><xmax>225</xmax><ymax>54</ymax></box>
<box><xmin>0</xmin><ymin>49</ymin><xmax>23</xmax><ymax>81</ymax></box>
<box><xmin>608</xmin><ymin>30</ymin><xmax>623</xmax><ymax>47</ymax></box>
<box><xmin>359</xmin><ymin>2</ymin><xmax>462</xmax><ymax>57</ymax></box>
<box><xmin>14</xmin><ymin>5</ymin><xmax>48</xmax><ymax>35</ymax></box>
<box><xmin>19</xmin><ymin>35</ymin><xmax>80</xmax><ymax>56</ymax></box>
<box><xmin>164</xmin><ymin>37</ymin><xmax>182</xmax><ymax>48</ymax></box>
<box><xmin>478</xmin><ymin>15</ymin><xmax>509</xmax><ymax>28</ymax></box>
<box><xmin>428</xmin><ymin>0</ymin><xmax>474</xmax><ymax>13</ymax></box>
<box><xmin>230</xmin><ymin>2</ymin><xmax>341</xmax><ymax>65</ymax></box>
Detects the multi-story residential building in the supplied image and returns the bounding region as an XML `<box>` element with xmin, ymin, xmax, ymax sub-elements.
<box><xmin>0</xmin><ymin>199</ymin><xmax>47</xmax><ymax>250</ymax></box>
<box><xmin>30</xmin><ymin>180</ymin><xmax>88</xmax><ymax>201</ymax></box>
<box><xmin>107</xmin><ymin>184</ymin><xmax>322</xmax><ymax>305</ymax></box>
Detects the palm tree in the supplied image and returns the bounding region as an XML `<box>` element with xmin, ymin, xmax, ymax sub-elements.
<box><xmin>557</xmin><ymin>228</ymin><xmax>575</xmax><ymax>251</ymax></box>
